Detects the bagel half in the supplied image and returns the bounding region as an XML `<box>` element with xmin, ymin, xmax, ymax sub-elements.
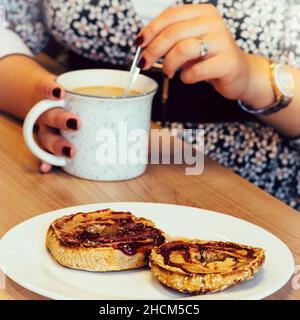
<box><xmin>46</xmin><ymin>209</ymin><xmax>166</xmax><ymax>272</ymax></box>
<box><xmin>149</xmin><ymin>240</ymin><xmax>265</xmax><ymax>294</ymax></box>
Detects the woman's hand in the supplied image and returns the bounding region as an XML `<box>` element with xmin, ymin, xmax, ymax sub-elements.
<box><xmin>136</xmin><ymin>4</ymin><xmax>274</xmax><ymax>107</ymax></box>
<box><xmin>35</xmin><ymin>75</ymin><xmax>80</xmax><ymax>173</ymax></box>
<box><xmin>0</xmin><ymin>55</ymin><xmax>81</xmax><ymax>173</ymax></box>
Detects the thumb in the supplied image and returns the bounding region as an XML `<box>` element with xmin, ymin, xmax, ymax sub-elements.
<box><xmin>35</xmin><ymin>74</ymin><xmax>66</xmax><ymax>100</ymax></box>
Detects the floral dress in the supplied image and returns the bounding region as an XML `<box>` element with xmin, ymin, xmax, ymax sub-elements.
<box><xmin>2</xmin><ymin>0</ymin><xmax>300</xmax><ymax>210</ymax></box>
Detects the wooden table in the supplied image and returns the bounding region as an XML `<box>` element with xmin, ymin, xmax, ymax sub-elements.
<box><xmin>0</xmin><ymin>112</ymin><xmax>300</xmax><ymax>300</ymax></box>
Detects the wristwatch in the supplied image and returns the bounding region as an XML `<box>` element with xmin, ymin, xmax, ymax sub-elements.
<box><xmin>238</xmin><ymin>62</ymin><xmax>295</xmax><ymax>116</ymax></box>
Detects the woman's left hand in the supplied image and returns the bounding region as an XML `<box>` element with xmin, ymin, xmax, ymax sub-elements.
<box><xmin>136</xmin><ymin>4</ymin><xmax>269</xmax><ymax>104</ymax></box>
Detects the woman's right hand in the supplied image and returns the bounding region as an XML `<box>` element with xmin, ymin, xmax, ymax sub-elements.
<box><xmin>35</xmin><ymin>75</ymin><xmax>80</xmax><ymax>173</ymax></box>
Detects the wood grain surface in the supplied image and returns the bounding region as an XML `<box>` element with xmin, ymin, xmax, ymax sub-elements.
<box><xmin>0</xmin><ymin>113</ymin><xmax>299</xmax><ymax>300</ymax></box>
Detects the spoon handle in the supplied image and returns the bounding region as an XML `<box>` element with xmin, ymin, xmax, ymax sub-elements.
<box><xmin>124</xmin><ymin>47</ymin><xmax>142</xmax><ymax>96</ymax></box>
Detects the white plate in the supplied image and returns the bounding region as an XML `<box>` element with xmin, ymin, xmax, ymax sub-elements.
<box><xmin>0</xmin><ymin>202</ymin><xmax>294</xmax><ymax>300</ymax></box>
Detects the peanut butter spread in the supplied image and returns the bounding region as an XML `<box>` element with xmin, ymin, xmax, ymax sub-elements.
<box><xmin>51</xmin><ymin>209</ymin><xmax>166</xmax><ymax>255</ymax></box>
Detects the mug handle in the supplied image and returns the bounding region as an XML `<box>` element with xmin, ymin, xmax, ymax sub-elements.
<box><xmin>23</xmin><ymin>99</ymin><xmax>67</xmax><ymax>167</ymax></box>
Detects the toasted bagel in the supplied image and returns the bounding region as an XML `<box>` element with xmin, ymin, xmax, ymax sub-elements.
<box><xmin>46</xmin><ymin>209</ymin><xmax>166</xmax><ymax>272</ymax></box>
<box><xmin>149</xmin><ymin>240</ymin><xmax>265</xmax><ymax>294</ymax></box>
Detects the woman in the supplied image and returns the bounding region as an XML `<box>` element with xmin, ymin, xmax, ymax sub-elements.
<box><xmin>1</xmin><ymin>0</ymin><xmax>300</xmax><ymax>209</ymax></box>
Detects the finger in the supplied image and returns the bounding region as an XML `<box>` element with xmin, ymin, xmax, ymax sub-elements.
<box><xmin>40</xmin><ymin>162</ymin><xmax>52</xmax><ymax>174</ymax></box>
<box><xmin>35</xmin><ymin>75</ymin><xmax>65</xmax><ymax>100</ymax></box>
<box><xmin>163</xmin><ymin>35</ymin><xmax>222</xmax><ymax>78</ymax></box>
<box><xmin>180</xmin><ymin>54</ymin><xmax>229</xmax><ymax>84</ymax></box>
<box><xmin>136</xmin><ymin>4</ymin><xmax>218</xmax><ymax>47</ymax></box>
<box><xmin>38</xmin><ymin>108</ymin><xmax>80</xmax><ymax>131</ymax></box>
<box><xmin>38</xmin><ymin>126</ymin><xmax>76</xmax><ymax>158</ymax></box>
<box><xmin>141</xmin><ymin>17</ymin><xmax>221</xmax><ymax>70</ymax></box>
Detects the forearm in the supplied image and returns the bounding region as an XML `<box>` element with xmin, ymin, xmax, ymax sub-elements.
<box><xmin>0</xmin><ymin>55</ymin><xmax>53</xmax><ymax>119</ymax></box>
<box><xmin>242</xmin><ymin>54</ymin><xmax>300</xmax><ymax>138</ymax></box>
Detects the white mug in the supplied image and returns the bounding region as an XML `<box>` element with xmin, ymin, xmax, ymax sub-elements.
<box><xmin>23</xmin><ymin>69</ymin><xmax>158</xmax><ymax>181</ymax></box>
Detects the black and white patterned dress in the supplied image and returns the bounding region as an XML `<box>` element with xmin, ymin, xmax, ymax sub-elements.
<box><xmin>2</xmin><ymin>0</ymin><xmax>300</xmax><ymax>210</ymax></box>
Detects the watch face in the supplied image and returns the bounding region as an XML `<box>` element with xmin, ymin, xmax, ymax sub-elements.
<box><xmin>275</xmin><ymin>64</ymin><xmax>295</xmax><ymax>98</ymax></box>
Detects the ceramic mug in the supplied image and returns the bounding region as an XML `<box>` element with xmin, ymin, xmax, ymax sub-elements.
<box><xmin>23</xmin><ymin>69</ymin><xmax>158</xmax><ymax>181</ymax></box>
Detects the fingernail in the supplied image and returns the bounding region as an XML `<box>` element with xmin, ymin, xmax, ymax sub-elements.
<box><xmin>62</xmin><ymin>146</ymin><xmax>71</xmax><ymax>158</ymax></box>
<box><xmin>66</xmin><ymin>118</ymin><xmax>78</xmax><ymax>130</ymax></box>
<box><xmin>137</xmin><ymin>57</ymin><xmax>146</xmax><ymax>69</ymax></box>
<box><xmin>134</xmin><ymin>35</ymin><xmax>144</xmax><ymax>47</ymax></box>
<box><xmin>52</xmin><ymin>88</ymin><xmax>61</xmax><ymax>98</ymax></box>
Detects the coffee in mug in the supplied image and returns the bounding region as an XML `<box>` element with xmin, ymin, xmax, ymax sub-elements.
<box><xmin>72</xmin><ymin>86</ymin><xmax>141</xmax><ymax>97</ymax></box>
<box><xmin>23</xmin><ymin>69</ymin><xmax>158</xmax><ymax>181</ymax></box>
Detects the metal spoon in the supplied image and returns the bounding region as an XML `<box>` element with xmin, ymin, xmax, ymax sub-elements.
<box><xmin>124</xmin><ymin>47</ymin><xmax>142</xmax><ymax>96</ymax></box>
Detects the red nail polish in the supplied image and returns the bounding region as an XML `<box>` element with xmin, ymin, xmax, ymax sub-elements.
<box><xmin>137</xmin><ymin>57</ymin><xmax>146</xmax><ymax>69</ymax></box>
<box><xmin>66</xmin><ymin>119</ymin><xmax>78</xmax><ymax>130</ymax></box>
<box><xmin>62</xmin><ymin>147</ymin><xmax>71</xmax><ymax>158</ymax></box>
<box><xmin>134</xmin><ymin>35</ymin><xmax>144</xmax><ymax>47</ymax></box>
<box><xmin>52</xmin><ymin>88</ymin><xmax>61</xmax><ymax>98</ymax></box>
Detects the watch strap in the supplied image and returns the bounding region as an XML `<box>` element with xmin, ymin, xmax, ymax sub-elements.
<box><xmin>238</xmin><ymin>62</ymin><xmax>292</xmax><ymax>116</ymax></box>
<box><xmin>237</xmin><ymin>96</ymin><xmax>290</xmax><ymax>116</ymax></box>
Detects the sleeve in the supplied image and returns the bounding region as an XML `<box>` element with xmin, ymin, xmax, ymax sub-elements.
<box><xmin>0</xmin><ymin>27</ymin><xmax>33</xmax><ymax>59</ymax></box>
<box><xmin>0</xmin><ymin>0</ymin><xmax>48</xmax><ymax>56</ymax></box>
<box><xmin>279</xmin><ymin>1</ymin><xmax>300</xmax><ymax>68</ymax></box>
<box><xmin>287</xmin><ymin>136</ymin><xmax>300</xmax><ymax>151</ymax></box>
